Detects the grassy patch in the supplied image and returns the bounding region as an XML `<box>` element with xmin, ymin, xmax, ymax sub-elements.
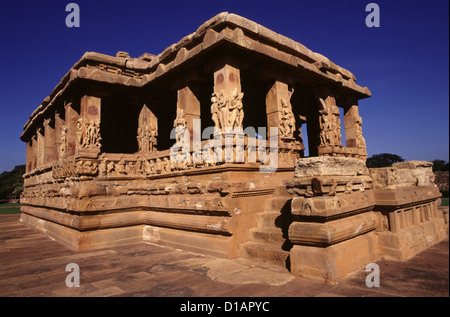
<box><xmin>442</xmin><ymin>198</ymin><xmax>449</xmax><ymax>207</ymax></box>
<box><xmin>0</xmin><ymin>203</ymin><xmax>21</xmax><ymax>214</ymax></box>
<box><xmin>0</xmin><ymin>207</ymin><xmax>21</xmax><ymax>214</ymax></box>
<box><xmin>0</xmin><ymin>203</ymin><xmax>21</xmax><ymax>207</ymax></box>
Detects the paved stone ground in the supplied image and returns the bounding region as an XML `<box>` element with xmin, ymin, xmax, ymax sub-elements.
<box><xmin>0</xmin><ymin>214</ymin><xmax>448</xmax><ymax>299</ymax></box>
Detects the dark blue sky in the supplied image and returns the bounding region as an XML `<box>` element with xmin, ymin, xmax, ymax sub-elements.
<box><xmin>0</xmin><ymin>0</ymin><xmax>448</xmax><ymax>172</ymax></box>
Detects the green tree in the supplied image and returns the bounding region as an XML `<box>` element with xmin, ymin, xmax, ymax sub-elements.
<box><xmin>432</xmin><ymin>159</ymin><xmax>449</xmax><ymax>172</ymax></box>
<box><xmin>366</xmin><ymin>153</ymin><xmax>404</xmax><ymax>168</ymax></box>
<box><xmin>0</xmin><ymin>165</ymin><xmax>25</xmax><ymax>200</ymax></box>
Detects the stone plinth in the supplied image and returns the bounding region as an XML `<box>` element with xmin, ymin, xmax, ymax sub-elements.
<box><xmin>286</xmin><ymin>157</ymin><xmax>447</xmax><ymax>284</ymax></box>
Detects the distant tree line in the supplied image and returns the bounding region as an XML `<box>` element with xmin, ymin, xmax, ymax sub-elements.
<box><xmin>0</xmin><ymin>165</ymin><xmax>25</xmax><ymax>201</ymax></box>
<box><xmin>366</xmin><ymin>153</ymin><xmax>449</xmax><ymax>172</ymax></box>
<box><xmin>366</xmin><ymin>153</ymin><xmax>404</xmax><ymax>168</ymax></box>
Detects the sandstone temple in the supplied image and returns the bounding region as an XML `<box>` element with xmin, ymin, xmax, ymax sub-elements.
<box><xmin>19</xmin><ymin>12</ymin><xmax>447</xmax><ymax>284</ymax></box>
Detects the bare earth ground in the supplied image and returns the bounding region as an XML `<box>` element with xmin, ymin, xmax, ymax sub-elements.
<box><xmin>0</xmin><ymin>214</ymin><xmax>448</xmax><ymax>301</ymax></box>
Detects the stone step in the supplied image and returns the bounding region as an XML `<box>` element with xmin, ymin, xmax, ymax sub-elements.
<box><xmin>256</xmin><ymin>211</ymin><xmax>293</xmax><ymax>229</ymax></box>
<box><xmin>249</xmin><ymin>227</ymin><xmax>286</xmax><ymax>245</ymax></box>
<box><xmin>239</xmin><ymin>241</ymin><xmax>290</xmax><ymax>267</ymax></box>
<box><xmin>264</xmin><ymin>196</ymin><xmax>292</xmax><ymax>211</ymax></box>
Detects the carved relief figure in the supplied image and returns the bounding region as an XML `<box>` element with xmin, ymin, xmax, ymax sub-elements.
<box><xmin>229</xmin><ymin>89</ymin><xmax>244</xmax><ymax>130</ymax></box>
<box><xmin>211</xmin><ymin>89</ymin><xmax>244</xmax><ymax>132</ymax></box>
<box><xmin>137</xmin><ymin>105</ymin><xmax>158</xmax><ymax>153</ymax></box>
<box><xmin>76</xmin><ymin>119</ymin><xmax>84</xmax><ymax>147</ymax></box>
<box><xmin>174</xmin><ymin>109</ymin><xmax>187</xmax><ymax>145</ymax></box>
<box><xmin>60</xmin><ymin>126</ymin><xmax>68</xmax><ymax>156</ymax></box>
<box><xmin>211</xmin><ymin>90</ymin><xmax>227</xmax><ymax>131</ymax></box>
<box><xmin>76</xmin><ymin>119</ymin><xmax>101</xmax><ymax>149</ymax></box>
<box><xmin>99</xmin><ymin>157</ymin><xmax>107</xmax><ymax>175</ymax></box>
<box><xmin>319</xmin><ymin>109</ymin><xmax>332</xmax><ymax>146</ymax></box>
<box><xmin>106</xmin><ymin>160</ymin><xmax>115</xmax><ymax>174</ymax></box>
<box><xmin>137</xmin><ymin>124</ymin><xmax>158</xmax><ymax>152</ymax></box>
<box><xmin>279</xmin><ymin>98</ymin><xmax>296</xmax><ymax>138</ymax></box>
<box><xmin>314</xmin><ymin>87</ymin><xmax>343</xmax><ymax>147</ymax></box>
<box><xmin>355</xmin><ymin>116</ymin><xmax>366</xmax><ymax>148</ymax></box>
<box><xmin>331</xmin><ymin>105</ymin><xmax>343</xmax><ymax>146</ymax></box>
<box><xmin>116</xmin><ymin>157</ymin><xmax>126</xmax><ymax>174</ymax></box>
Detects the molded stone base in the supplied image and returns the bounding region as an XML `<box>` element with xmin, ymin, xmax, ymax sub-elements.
<box><xmin>378</xmin><ymin>218</ymin><xmax>447</xmax><ymax>261</ymax></box>
<box><xmin>290</xmin><ymin>231</ymin><xmax>379</xmax><ymax>284</ymax></box>
<box><xmin>20</xmin><ymin>213</ymin><xmax>232</xmax><ymax>258</ymax></box>
<box><xmin>20</xmin><ymin>213</ymin><xmax>142</xmax><ymax>250</ymax></box>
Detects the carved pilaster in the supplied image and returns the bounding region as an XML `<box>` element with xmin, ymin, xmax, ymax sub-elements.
<box><xmin>77</xmin><ymin>95</ymin><xmax>102</xmax><ymax>158</ymax></box>
<box><xmin>212</xmin><ymin>64</ymin><xmax>244</xmax><ymax>132</ymax></box>
<box><xmin>137</xmin><ymin>104</ymin><xmax>157</xmax><ymax>154</ymax></box>
<box><xmin>43</xmin><ymin>118</ymin><xmax>56</xmax><ymax>164</ymax></box>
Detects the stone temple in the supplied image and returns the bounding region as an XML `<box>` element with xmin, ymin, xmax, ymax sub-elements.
<box><xmin>20</xmin><ymin>12</ymin><xmax>447</xmax><ymax>284</ymax></box>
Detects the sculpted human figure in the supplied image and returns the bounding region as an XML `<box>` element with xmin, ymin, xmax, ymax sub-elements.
<box><xmin>211</xmin><ymin>92</ymin><xmax>222</xmax><ymax>131</ymax></box>
<box><xmin>116</xmin><ymin>157</ymin><xmax>126</xmax><ymax>174</ymax></box>
<box><xmin>82</xmin><ymin>119</ymin><xmax>90</xmax><ymax>147</ymax></box>
<box><xmin>355</xmin><ymin>116</ymin><xmax>366</xmax><ymax>148</ymax></box>
<box><xmin>149</xmin><ymin>126</ymin><xmax>157</xmax><ymax>151</ymax></box>
<box><xmin>279</xmin><ymin>98</ymin><xmax>295</xmax><ymax>138</ymax></box>
<box><xmin>124</xmin><ymin>161</ymin><xmax>133</xmax><ymax>175</ymax></box>
<box><xmin>174</xmin><ymin>109</ymin><xmax>187</xmax><ymax>145</ymax></box>
<box><xmin>211</xmin><ymin>90</ymin><xmax>227</xmax><ymax>131</ymax></box>
<box><xmin>60</xmin><ymin>126</ymin><xmax>68</xmax><ymax>156</ymax></box>
<box><xmin>319</xmin><ymin>109</ymin><xmax>331</xmax><ymax>146</ymax></box>
<box><xmin>93</xmin><ymin>120</ymin><xmax>101</xmax><ymax>148</ymax></box>
<box><xmin>137</xmin><ymin>123</ymin><xmax>157</xmax><ymax>152</ymax></box>
<box><xmin>76</xmin><ymin>119</ymin><xmax>83</xmax><ymax>147</ymax></box>
<box><xmin>163</xmin><ymin>157</ymin><xmax>172</xmax><ymax>173</ymax></box>
<box><xmin>99</xmin><ymin>157</ymin><xmax>107</xmax><ymax>175</ymax></box>
<box><xmin>218</xmin><ymin>90</ymin><xmax>228</xmax><ymax>130</ymax></box>
<box><xmin>228</xmin><ymin>90</ymin><xmax>244</xmax><ymax>130</ymax></box>
<box><xmin>143</xmin><ymin>159</ymin><xmax>152</xmax><ymax>175</ymax></box>
<box><xmin>236</xmin><ymin>92</ymin><xmax>244</xmax><ymax>129</ymax></box>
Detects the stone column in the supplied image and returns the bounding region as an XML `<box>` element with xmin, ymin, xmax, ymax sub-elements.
<box><xmin>54</xmin><ymin>111</ymin><xmax>64</xmax><ymax>161</ymax></box>
<box><xmin>344</xmin><ymin>103</ymin><xmax>366</xmax><ymax>150</ymax></box>
<box><xmin>77</xmin><ymin>95</ymin><xmax>101</xmax><ymax>158</ymax></box>
<box><xmin>43</xmin><ymin>118</ymin><xmax>56</xmax><ymax>164</ymax></box>
<box><xmin>36</xmin><ymin>127</ymin><xmax>45</xmax><ymax>167</ymax></box>
<box><xmin>31</xmin><ymin>135</ymin><xmax>37</xmax><ymax>170</ymax></box>
<box><xmin>265</xmin><ymin>80</ymin><xmax>303</xmax><ymax>164</ymax></box>
<box><xmin>266</xmin><ymin>81</ymin><xmax>291</xmax><ymax>139</ymax></box>
<box><xmin>312</xmin><ymin>86</ymin><xmax>343</xmax><ymax>155</ymax></box>
<box><xmin>26</xmin><ymin>142</ymin><xmax>33</xmax><ymax>173</ymax></box>
<box><xmin>64</xmin><ymin>101</ymin><xmax>79</xmax><ymax>157</ymax></box>
<box><xmin>212</xmin><ymin>64</ymin><xmax>243</xmax><ymax>132</ymax></box>
<box><xmin>176</xmin><ymin>86</ymin><xmax>200</xmax><ymax>142</ymax></box>
<box><xmin>137</xmin><ymin>104</ymin><xmax>158</xmax><ymax>154</ymax></box>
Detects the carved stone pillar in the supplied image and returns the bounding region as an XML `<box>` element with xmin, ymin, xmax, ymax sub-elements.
<box><xmin>312</xmin><ymin>86</ymin><xmax>343</xmax><ymax>155</ymax></box>
<box><xmin>54</xmin><ymin>111</ymin><xmax>64</xmax><ymax>162</ymax></box>
<box><xmin>266</xmin><ymin>81</ymin><xmax>293</xmax><ymax>139</ymax></box>
<box><xmin>26</xmin><ymin>142</ymin><xmax>33</xmax><ymax>173</ymax></box>
<box><xmin>137</xmin><ymin>104</ymin><xmax>158</xmax><ymax>154</ymax></box>
<box><xmin>344</xmin><ymin>102</ymin><xmax>366</xmax><ymax>151</ymax></box>
<box><xmin>31</xmin><ymin>135</ymin><xmax>37</xmax><ymax>171</ymax></box>
<box><xmin>64</xmin><ymin>101</ymin><xmax>79</xmax><ymax>157</ymax></box>
<box><xmin>266</xmin><ymin>80</ymin><xmax>303</xmax><ymax>164</ymax></box>
<box><xmin>212</xmin><ymin>64</ymin><xmax>244</xmax><ymax>132</ymax></box>
<box><xmin>177</xmin><ymin>86</ymin><xmax>200</xmax><ymax>142</ymax></box>
<box><xmin>36</xmin><ymin>127</ymin><xmax>45</xmax><ymax>167</ymax></box>
<box><xmin>76</xmin><ymin>95</ymin><xmax>101</xmax><ymax>158</ymax></box>
<box><xmin>43</xmin><ymin>118</ymin><xmax>56</xmax><ymax>164</ymax></box>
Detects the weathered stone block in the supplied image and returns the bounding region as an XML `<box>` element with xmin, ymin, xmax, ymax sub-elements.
<box><xmin>295</xmin><ymin>157</ymin><xmax>369</xmax><ymax>177</ymax></box>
